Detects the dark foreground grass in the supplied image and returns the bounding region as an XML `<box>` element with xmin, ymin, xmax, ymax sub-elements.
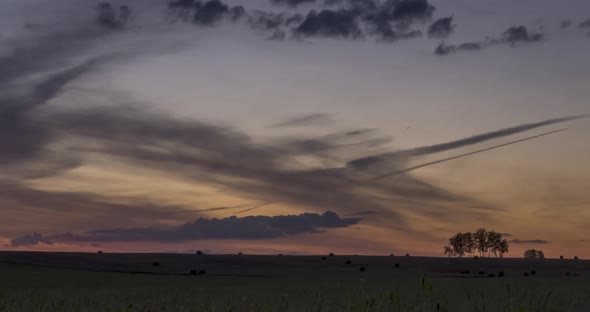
<box><xmin>0</xmin><ymin>253</ymin><xmax>589</xmax><ymax>311</ymax></box>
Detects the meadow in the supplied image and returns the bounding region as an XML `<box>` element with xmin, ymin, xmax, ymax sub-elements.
<box><xmin>0</xmin><ymin>251</ymin><xmax>589</xmax><ymax>311</ymax></box>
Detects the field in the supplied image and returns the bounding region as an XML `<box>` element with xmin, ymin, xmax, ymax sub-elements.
<box><xmin>0</xmin><ymin>252</ymin><xmax>589</xmax><ymax>312</ymax></box>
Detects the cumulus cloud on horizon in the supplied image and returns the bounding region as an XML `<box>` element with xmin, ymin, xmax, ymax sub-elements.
<box><xmin>10</xmin><ymin>211</ymin><xmax>361</xmax><ymax>246</ymax></box>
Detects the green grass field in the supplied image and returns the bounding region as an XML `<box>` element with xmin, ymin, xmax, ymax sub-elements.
<box><xmin>0</xmin><ymin>252</ymin><xmax>588</xmax><ymax>311</ymax></box>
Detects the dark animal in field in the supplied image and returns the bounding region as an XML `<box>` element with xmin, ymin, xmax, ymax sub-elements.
<box><xmin>530</xmin><ymin>271</ymin><xmax>536</xmax><ymax>275</ymax></box>
<box><xmin>478</xmin><ymin>271</ymin><xmax>485</xmax><ymax>275</ymax></box>
<box><xmin>196</xmin><ymin>250</ymin><xmax>204</xmax><ymax>255</ymax></box>
<box><xmin>389</xmin><ymin>254</ymin><xmax>395</xmax><ymax>256</ymax></box>
<box><xmin>498</xmin><ymin>271</ymin><xmax>505</xmax><ymax>277</ymax></box>
<box><xmin>524</xmin><ymin>272</ymin><xmax>530</xmax><ymax>276</ymax></box>
<box><xmin>405</xmin><ymin>254</ymin><xmax>410</xmax><ymax>257</ymax></box>
<box><xmin>321</xmin><ymin>256</ymin><xmax>327</xmax><ymax>260</ymax></box>
<box><xmin>189</xmin><ymin>269</ymin><xmax>197</xmax><ymax>276</ymax></box>
<box><xmin>460</xmin><ymin>270</ymin><xmax>470</xmax><ymax>274</ymax></box>
<box><xmin>97</xmin><ymin>250</ymin><xmax>103</xmax><ymax>254</ymax></box>
<box><xmin>329</xmin><ymin>253</ymin><xmax>335</xmax><ymax>257</ymax></box>
<box><xmin>473</xmin><ymin>256</ymin><xmax>479</xmax><ymax>259</ymax></box>
<box><xmin>198</xmin><ymin>270</ymin><xmax>206</xmax><ymax>275</ymax></box>
<box><xmin>359</xmin><ymin>267</ymin><xmax>366</xmax><ymax>272</ymax></box>
<box><xmin>488</xmin><ymin>273</ymin><xmax>496</xmax><ymax>277</ymax></box>
<box><xmin>560</xmin><ymin>255</ymin><xmax>564</xmax><ymax>259</ymax></box>
<box><xmin>345</xmin><ymin>260</ymin><xmax>352</xmax><ymax>264</ymax></box>
<box><xmin>237</xmin><ymin>252</ymin><xmax>243</xmax><ymax>255</ymax></box>
<box><xmin>152</xmin><ymin>262</ymin><xmax>160</xmax><ymax>267</ymax></box>
<box><xmin>394</xmin><ymin>263</ymin><xmax>400</xmax><ymax>268</ymax></box>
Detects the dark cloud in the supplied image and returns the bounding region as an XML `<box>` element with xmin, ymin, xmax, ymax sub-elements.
<box><xmin>271</xmin><ymin>113</ymin><xmax>334</xmax><ymax>128</ymax></box>
<box><xmin>457</xmin><ymin>42</ymin><xmax>482</xmax><ymax>51</ymax></box>
<box><xmin>12</xmin><ymin>211</ymin><xmax>360</xmax><ymax>245</ymax></box>
<box><xmin>165</xmin><ymin>0</ymin><xmax>436</xmax><ymax>42</ymax></box>
<box><xmin>435</xmin><ymin>25</ymin><xmax>543</xmax><ymax>55</ymax></box>
<box><xmin>10</xmin><ymin>233</ymin><xmax>54</xmax><ymax>247</ymax></box>
<box><xmin>392</xmin><ymin>0</ymin><xmax>435</xmax><ymax>23</ymax></box>
<box><xmin>248</xmin><ymin>11</ymin><xmax>288</xmax><ymax>30</ymax></box>
<box><xmin>167</xmin><ymin>0</ymin><xmax>245</xmax><ymax>25</ymax></box>
<box><xmin>560</xmin><ymin>20</ymin><xmax>572</xmax><ymax>29</ymax></box>
<box><xmin>97</xmin><ymin>2</ymin><xmax>132</xmax><ymax>28</ymax></box>
<box><xmin>502</xmin><ymin>26</ymin><xmax>543</xmax><ymax>44</ymax></box>
<box><xmin>270</xmin><ymin>0</ymin><xmax>316</xmax><ymax>8</ymax></box>
<box><xmin>428</xmin><ymin>16</ymin><xmax>455</xmax><ymax>38</ymax></box>
<box><xmin>360</xmin><ymin>0</ymin><xmax>434</xmax><ymax>41</ymax></box>
<box><xmin>510</xmin><ymin>239</ymin><xmax>549</xmax><ymax>244</ymax></box>
<box><xmin>294</xmin><ymin>9</ymin><xmax>363</xmax><ymax>39</ymax></box>
<box><xmin>434</xmin><ymin>42</ymin><xmax>455</xmax><ymax>55</ymax></box>
<box><xmin>267</xmin><ymin>29</ymin><xmax>287</xmax><ymax>41</ymax></box>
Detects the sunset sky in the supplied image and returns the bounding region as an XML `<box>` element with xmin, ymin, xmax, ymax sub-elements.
<box><xmin>1</xmin><ymin>0</ymin><xmax>589</xmax><ymax>257</ymax></box>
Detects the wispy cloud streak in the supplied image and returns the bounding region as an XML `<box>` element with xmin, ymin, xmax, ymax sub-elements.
<box><xmin>373</xmin><ymin>128</ymin><xmax>569</xmax><ymax>180</ymax></box>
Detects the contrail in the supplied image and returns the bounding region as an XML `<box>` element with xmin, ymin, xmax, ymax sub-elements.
<box><xmin>344</xmin><ymin>211</ymin><xmax>378</xmax><ymax>216</ymax></box>
<box><xmin>351</xmin><ymin>115</ymin><xmax>587</xmax><ymax>168</ymax></box>
<box><xmin>170</xmin><ymin>203</ymin><xmax>256</xmax><ymax>214</ymax></box>
<box><xmin>234</xmin><ymin>202</ymin><xmax>273</xmax><ymax>215</ymax></box>
<box><xmin>373</xmin><ymin>128</ymin><xmax>568</xmax><ymax>180</ymax></box>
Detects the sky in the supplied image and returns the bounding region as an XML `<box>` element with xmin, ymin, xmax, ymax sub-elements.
<box><xmin>1</xmin><ymin>0</ymin><xmax>589</xmax><ymax>257</ymax></box>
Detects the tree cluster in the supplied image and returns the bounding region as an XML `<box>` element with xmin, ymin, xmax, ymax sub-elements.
<box><xmin>524</xmin><ymin>249</ymin><xmax>545</xmax><ymax>259</ymax></box>
<box><xmin>443</xmin><ymin>228</ymin><xmax>509</xmax><ymax>258</ymax></box>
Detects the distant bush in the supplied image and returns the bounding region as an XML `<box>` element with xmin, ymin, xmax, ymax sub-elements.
<box><xmin>524</xmin><ymin>249</ymin><xmax>544</xmax><ymax>259</ymax></box>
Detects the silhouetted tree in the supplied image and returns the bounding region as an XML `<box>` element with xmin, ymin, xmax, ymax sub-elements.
<box><xmin>443</xmin><ymin>245</ymin><xmax>455</xmax><ymax>257</ymax></box>
<box><xmin>474</xmin><ymin>228</ymin><xmax>488</xmax><ymax>256</ymax></box>
<box><xmin>524</xmin><ymin>249</ymin><xmax>545</xmax><ymax>259</ymax></box>
<box><xmin>444</xmin><ymin>229</ymin><xmax>509</xmax><ymax>258</ymax></box>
